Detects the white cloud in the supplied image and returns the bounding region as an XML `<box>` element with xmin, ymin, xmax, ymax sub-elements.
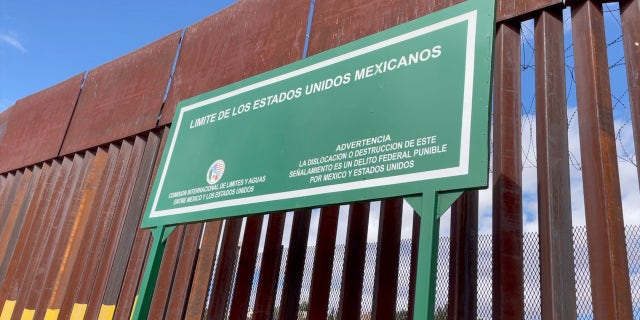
<box><xmin>0</xmin><ymin>31</ymin><xmax>27</xmax><ymax>53</ymax></box>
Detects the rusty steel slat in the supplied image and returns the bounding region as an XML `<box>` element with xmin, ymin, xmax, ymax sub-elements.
<box><xmin>83</xmin><ymin>139</ymin><xmax>144</xmax><ymax>316</ymax></box>
<box><xmin>338</xmin><ymin>202</ymin><xmax>370</xmax><ymax>320</ymax></box>
<box><xmin>0</xmin><ymin>110</ymin><xmax>10</xmax><ymax>172</ymax></box>
<box><xmin>10</xmin><ymin>157</ymin><xmax>75</xmax><ymax>320</ymax></box>
<box><xmin>164</xmin><ymin>223</ymin><xmax>206</xmax><ymax>319</ymax></box>
<box><xmin>308</xmin><ymin>0</ymin><xmax>435</xmax><ymax>57</ymax></box>
<box><xmin>251</xmin><ymin>212</ymin><xmax>286</xmax><ymax>320</ymax></box>
<box><xmin>184</xmin><ymin>221</ymin><xmax>223</xmax><ymax>319</ymax></box>
<box><xmin>25</xmin><ymin>154</ymin><xmax>88</xmax><ymax>318</ymax></box>
<box><xmin>133</xmin><ymin>127</ymin><xmax>169</xmax><ymax>218</ymax></box>
<box><xmin>102</xmin><ymin>132</ymin><xmax>161</xmax><ymax>311</ymax></box>
<box><xmin>32</xmin><ymin>153</ymin><xmax>93</xmax><ymax>319</ymax></box>
<box><xmin>0</xmin><ymin>174</ymin><xmax>9</xmax><ymax>222</ymax></box>
<box><xmin>0</xmin><ymin>166</ymin><xmax>45</xmax><ymax>285</ymax></box>
<box><xmin>159</xmin><ymin>0</ymin><xmax>309</xmax><ymax>125</ymax></box>
<box><xmin>0</xmin><ymin>172</ymin><xmax>21</xmax><ymax>236</ymax></box>
<box><xmin>83</xmin><ymin>137</ymin><xmax>146</xmax><ymax>319</ymax></box>
<box><xmin>447</xmin><ymin>191</ymin><xmax>479</xmax><ymax>320</ymax></box>
<box><xmin>3</xmin><ymin>168</ymin><xmax>40</xmax><ymax>264</ymax></box>
<box><xmin>496</xmin><ymin>0</ymin><xmax>564</xmax><ymax>22</ymax></box>
<box><xmin>0</xmin><ymin>174</ymin><xmax>11</xmax><ymax>235</ymax></box>
<box><xmin>492</xmin><ymin>21</ymin><xmax>524</xmax><ymax>319</ymax></box>
<box><xmin>307</xmin><ymin>205</ymin><xmax>340</xmax><ymax>320</ymax></box>
<box><xmin>206</xmin><ymin>218</ymin><xmax>243</xmax><ymax>320</ymax></box>
<box><xmin>371</xmin><ymin>198</ymin><xmax>403</xmax><ymax>320</ymax></box>
<box><xmin>60</xmin><ymin>32</ymin><xmax>181</xmax><ymax>155</ymax></box>
<box><xmin>114</xmin><ymin>227</ymin><xmax>152</xmax><ymax>319</ymax></box>
<box><xmin>0</xmin><ymin>74</ymin><xmax>83</xmax><ymax>174</ymax></box>
<box><xmin>278</xmin><ymin>209</ymin><xmax>312</xmax><ymax>320</ymax></box>
<box><xmin>407</xmin><ymin>212</ymin><xmax>420</xmax><ymax>320</ymax></box>
<box><xmin>307</xmin><ymin>0</ymin><xmax>463</xmax><ymax>61</ymax></box>
<box><xmin>147</xmin><ymin>225</ymin><xmax>187</xmax><ymax>319</ymax></box>
<box><xmin>621</xmin><ymin>0</ymin><xmax>640</xmax><ymax>185</ymax></box>
<box><xmin>61</xmin><ymin>141</ymin><xmax>133</xmax><ymax>318</ymax></box>
<box><xmin>571</xmin><ymin>1</ymin><xmax>633</xmax><ymax>318</ymax></box>
<box><xmin>113</xmin><ymin>128</ymin><xmax>168</xmax><ymax>318</ymax></box>
<box><xmin>534</xmin><ymin>7</ymin><xmax>577</xmax><ymax>320</ymax></box>
<box><xmin>0</xmin><ymin>160</ymin><xmax>57</xmax><ymax>310</ymax></box>
<box><xmin>44</xmin><ymin>148</ymin><xmax>109</xmax><ymax>313</ymax></box>
<box><xmin>57</xmin><ymin>144</ymin><xmax>121</xmax><ymax>319</ymax></box>
<box><xmin>0</xmin><ymin>172</ymin><xmax>18</xmax><ymax>226</ymax></box>
<box><xmin>0</xmin><ymin>161</ymin><xmax>58</xmax><ymax>306</ymax></box>
<box><xmin>228</xmin><ymin>215</ymin><xmax>265</xmax><ymax>319</ymax></box>
<box><xmin>0</xmin><ymin>169</ymin><xmax>30</xmax><ymax>271</ymax></box>
<box><xmin>0</xmin><ymin>173</ymin><xmax>14</xmax><ymax>223</ymax></box>
<box><xmin>0</xmin><ymin>167</ymin><xmax>40</xmax><ymax>285</ymax></box>
<box><xmin>429</xmin><ymin>0</ymin><xmax>457</xmax><ymax>14</ymax></box>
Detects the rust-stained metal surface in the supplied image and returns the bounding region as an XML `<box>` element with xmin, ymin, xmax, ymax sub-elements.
<box><xmin>46</xmin><ymin>149</ymin><xmax>108</xmax><ymax>312</ymax></box>
<box><xmin>83</xmin><ymin>138</ymin><xmax>146</xmax><ymax>320</ymax></box>
<box><xmin>206</xmin><ymin>218</ymin><xmax>242</xmax><ymax>320</ymax></box>
<box><xmin>115</xmin><ymin>127</ymin><xmax>167</xmax><ymax>318</ymax></box>
<box><xmin>338</xmin><ymin>202</ymin><xmax>370</xmax><ymax>320</ymax></box>
<box><xmin>308</xmin><ymin>0</ymin><xmax>439</xmax><ymax>55</ymax></box>
<box><xmin>497</xmin><ymin>0</ymin><xmax>564</xmax><ymax>22</ymax></box>
<box><xmin>252</xmin><ymin>213</ymin><xmax>285</xmax><ymax>320</ymax></box>
<box><xmin>0</xmin><ymin>173</ymin><xmax>15</xmax><ymax>228</ymax></box>
<box><xmin>307</xmin><ymin>206</ymin><xmax>340</xmax><ymax>320</ymax></box>
<box><xmin>0</xmin><ymin>161</ymin><xmax>60</xmax><ymax>307</ymax></box>
<box><xmin>278</xmin><ymin>209</ymin><xmax>312</xmax><ymax>320</ymax></box>
<box><xmin>32</xmin><ymin>153</ymin><xmax>92</xmax><ymax>320</ymax></box>
<box><xmin>102</xmin><ymin>132</ymin><xmax>160</xmax><ymax>308</ymax></box>
<box><xmin>60</xmin><ymin>32</ymin><xmax>181</xmax><ymax>156</ymax></box>
<box><xmin>371</xmin><ymin>198</ymin><xmax>402</xmax><ymax>320</ymax></box>
<box><xmin>147</xmin><ymin>225</ymin><xmax>186</xmax><ymax>319</ymax></box>
<box><xmin>159</xmin><ymin>0</ymin><xmax>309</xmax><ymax>125</ymax></box>
<box><xmin>184</xmin><ymin>221</ymin><xmax>222</xmax><ymax>319</ymax></box>
<box><xmin>0</xmin><ymin>168</ymin><xmax>41</xmax><ymax>290</ymax></box>
<box><xmin>228</xmin><ymin>216</ymin><xmax>264</xmax><ymax>320</ymax></box>
<box><xmin>0</xmin><ymin>174</ymin><xmax>15</xmax><ymax>287</ymax></box>
<box><xmin>164</xmin><ymin>223</ymin><xmax>205</xmax><ymax>319</ymax></box>
<box><xmin>448</xmin><ymin>191</ymin><xmax>478</xmax><ymax>320</ymax></box>
<box><xmin>12</xmin><ymin>156</ymin><xmax>75</xmax><ymax>320</ymax></box>
<box><xmin>113</xmin><ymin>227</ymin><xmax>151</xmax><ymax>319</ymax></box>
<box><xmin>571</xmin><ymin>1</ymin><xmax>633</xmax><ymax>318</ymax></box>
<box><xmin>0</xmin><ymin>169</ymin><xmax>30</xmax><ymax>280</ymax></box>
<box><xmin>621</xmin><ymin>0</ymin><xmax>640</xmax><ymax>185</ymax></box>
<box><xmin>66</xmin><ymin>143</ymin><xmax>133</xmax><ymax>317</ymax></box>
<box><xmin>57</xmin><ymin>145</ymin><xmax>121</xmax><ymax>319</ymax></box>
<box><xmin>492</xmin><ymin>21</ymin><xmax>524</xmax><ymax>319</ymax></box>
<box><xmin>534</xmin><ymin>7</ymin><xmax>577</xmax><ymax>320</ymax></box>
<box><xmin>0</xmin><ymin>74</ymin><xmax>83</xmax><ymax>174</ymax></box>
<box><xmin>0</xmin><ymin>111</ymin><xmax>10</xmax><ymax>156</ymax></box>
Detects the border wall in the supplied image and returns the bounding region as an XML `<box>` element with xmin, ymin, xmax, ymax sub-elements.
<box><xmin>1</xmin><ymin>0</ymin><xmax>639</xmax><ymax>319</ymax></box>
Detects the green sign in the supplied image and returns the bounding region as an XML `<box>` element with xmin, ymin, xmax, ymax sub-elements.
<box><xmin>142</xmin><ymin>0</ymin><xmax>493</xmax><ymax>228</ymax></box>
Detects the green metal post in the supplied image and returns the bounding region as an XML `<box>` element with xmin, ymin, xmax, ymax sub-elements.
<box><xmin>131</xmin><ymin>226</ymin><xmax>168</xmax><ymax>320</ymax></box>
<box><xmin>411</xmin><ymin>191</ymin><xmax>441</xmax><ymax>320</ymax></box>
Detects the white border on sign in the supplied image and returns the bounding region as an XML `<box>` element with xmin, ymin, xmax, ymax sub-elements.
<box><xmin>150</xmin><ymin>10</ymin><xmax>478</xmax><ymax>219</ymax></box>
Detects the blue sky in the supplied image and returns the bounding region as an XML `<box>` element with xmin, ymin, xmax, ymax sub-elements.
<box><xmin>0</xmin><ymin>0</ymin><xmax>237</xmax><ymax>112</ymax></box>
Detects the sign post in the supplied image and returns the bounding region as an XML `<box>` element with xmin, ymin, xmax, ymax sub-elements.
<box><xmin>132</xmin><ymin>0</ymin><xmax>495</xmax><ymax>318</ymax></box>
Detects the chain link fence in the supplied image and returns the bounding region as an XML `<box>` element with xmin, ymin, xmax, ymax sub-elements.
<box><xmin>206</xmin><ymin>224</ymin><xmax>640</xmax><ymax>319</ymax></box>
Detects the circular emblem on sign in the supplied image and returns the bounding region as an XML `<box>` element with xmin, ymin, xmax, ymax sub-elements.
<box><xmin>206</xmin><ymin>160</ymin><xmax>226</xmax><ymax>185</ymax></box>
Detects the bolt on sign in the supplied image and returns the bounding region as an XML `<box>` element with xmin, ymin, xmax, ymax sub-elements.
<box><xmin>134</xmin><ymin>0</ymin><xmax>495</xmax><ymax>318</ymax></box>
